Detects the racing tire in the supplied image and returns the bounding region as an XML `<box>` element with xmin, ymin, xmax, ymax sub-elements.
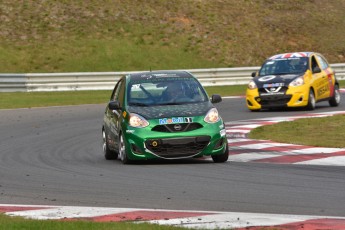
<box><xmin>102</xmin><ymin>130</ymin><xmax>118</xmax><ymax>160</ymax></box>
<box><xmin>118</xmin><ymin>133</ymin><xmax>130</xmax><ymax>164</ymax></box>
<box><xmin>211</xmin><ymin>144</ymin><xmax>229</xmax><ymax>163</ymax></box>
<box><xmin>306</xmin><ymin>89</ymin><xmax>316</xmax><ymax>110</ymax></box>
<box><xmin>329</xmin><ymin>85</ymin><xmax>341</xmax><ymax>107</ymax></box>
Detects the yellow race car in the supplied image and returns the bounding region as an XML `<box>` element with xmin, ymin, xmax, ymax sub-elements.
<box><xmin>246</xmin><ymin>52</ymin><xmax>341</xmax><ymax>111</ymax></box>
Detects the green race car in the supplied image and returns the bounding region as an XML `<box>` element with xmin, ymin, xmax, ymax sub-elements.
<box><xmin>102</xmin><ymin>70</ymin><xmax>228</xmax><ymax>164</ymax></box>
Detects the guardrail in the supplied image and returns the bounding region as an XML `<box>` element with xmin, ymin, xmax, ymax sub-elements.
<box><xmin>1</xmin><ymin>64</ymin><xmax>345</xmax><ymax>92</ymax></box>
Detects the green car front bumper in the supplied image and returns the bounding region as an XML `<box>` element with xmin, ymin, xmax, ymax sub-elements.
<box><xmin>122</xmin><ymin>116</ymin><xmax>227</xmax><ymax>161</ymax></box>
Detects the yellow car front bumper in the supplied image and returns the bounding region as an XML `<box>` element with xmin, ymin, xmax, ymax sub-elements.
<box><xmin>246</xmin><ymin>85</ymin><xmax>310</xmax><ymax>110</ymax></box>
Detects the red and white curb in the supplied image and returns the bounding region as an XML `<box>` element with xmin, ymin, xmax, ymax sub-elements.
<box><xmin>226</xmin><ymin>111</ymin><xmax>345</xmax><ymax>166</ymax></box>
<box><xmin>1</xmin><ymin>204</ymin><xmax>345</xmax><ymax>229</ymax></box>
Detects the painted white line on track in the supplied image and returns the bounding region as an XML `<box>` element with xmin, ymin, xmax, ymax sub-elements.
<box><xmin>287</xmin><ymin>147</ymin><xmax>342</xmax><ymax>154</ymax></box>
<box><xmin>148</xmin><ymin>211</ymin><xmax>341</xmax><ymax>229</ymax></box>
<box><xmin>228</xmin><ymin>153</ymin><xmax>279</xmax><ymax>162</ymax></box>
<box><xmin>295</xmin><ymin>156</ymin><xmax>345</xmax><ymax>166</ymax></box>
<box><xmin>239</xmin><ymin>142</ymin><xmax>296</xmax><ymax>149</ymax></box>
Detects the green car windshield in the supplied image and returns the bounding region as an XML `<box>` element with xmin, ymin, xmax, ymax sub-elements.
<box><xmin>259</xmin><ymin>57</ymin><xmax>308</xmax><ymax>76</ymax></box>
<box><xmin>127</xmin><ymin>76</ymin><xmax>209</xmax><ymax>106</ymax></box>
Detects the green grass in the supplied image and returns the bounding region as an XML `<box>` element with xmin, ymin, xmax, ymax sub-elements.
<box><xmin>0</xmin><ymin>85</ymin><xmax>247</xmax><ymax>109</ymax></box>
<box><xmin>0</xmin><ymin>38</ymin><xmax>221</xmax><ymax>73</ymax></box>
<box><xmin>0</xmin><ymin>91</ymin><xmax>111</xmax><ymax>109</ymax></box>
<box><xmin>1</xmin><ymin>1</ymin><xmax>345</xmax><ymax>73</ymax></box>
<box><xmin>0</xmin><ymin>213</ymin><xmax>187</xmax><ymax>230</ymax></box>
<box><xmin>249</xmin><ymin>114</ymin><xmax>345</xmax><ymax>148</ymax></box>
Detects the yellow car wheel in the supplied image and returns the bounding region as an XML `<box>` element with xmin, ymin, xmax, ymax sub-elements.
<box><xmin>306</xmin><ymin>89</ymin><xmax>316</xmax><ymax>110</ymax></box>
<box><xmin>329</xmin><ymin>85</ymin><xmax>341</xmax><ymax>107</ymax></box>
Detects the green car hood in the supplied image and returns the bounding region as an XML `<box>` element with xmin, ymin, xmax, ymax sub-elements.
<box><xmin>128</xmin><ymin>102</ymin><xmax>213</xmax><ymax>119</ymax></box>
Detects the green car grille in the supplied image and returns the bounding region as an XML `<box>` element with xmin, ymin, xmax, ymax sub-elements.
<box><xmin>151</xmin><ymin>123</ymin><xmax>203</xmax><ymax>133</ymax></box>
<box><xmin>145</xmin><ymin>136</ymin><xmax>210</xmax><ymax>159</ymax></box>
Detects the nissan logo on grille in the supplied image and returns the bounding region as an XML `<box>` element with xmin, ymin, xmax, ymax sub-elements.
<box><xmin>174</xmin><ymin>124</ymin><xmax>182</xmax><ymax>131</ymax></box>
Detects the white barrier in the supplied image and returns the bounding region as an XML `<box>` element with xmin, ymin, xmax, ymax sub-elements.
<box><xmin>1</xmin><ymin>64</ymin><xmax>344</xmax><ymax>92</ymax></box>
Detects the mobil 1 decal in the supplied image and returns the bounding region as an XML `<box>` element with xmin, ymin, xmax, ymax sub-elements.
<box><xmin>159</xmin><ymin>117</ymin><xmax>193</xmax><ymax>125</ymax></box>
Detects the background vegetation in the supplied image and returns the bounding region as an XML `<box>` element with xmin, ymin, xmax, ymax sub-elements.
<box><xmin>1</xmin><ymin>0</ymin><xmax>345</xmax><ymax>73</ymax></box>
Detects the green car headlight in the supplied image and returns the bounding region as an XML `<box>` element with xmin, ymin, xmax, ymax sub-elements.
<box><xmin>129</xmin><ymin>113</ymin><xmax>149</xmax><ymax>128</ymax></box>
<box><xmin>204</xmin><ymin>108</ymin><xmax>220</xmax><ymax>123</ymax></box>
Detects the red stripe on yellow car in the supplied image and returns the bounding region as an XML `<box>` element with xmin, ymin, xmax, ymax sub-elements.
<box><xmin>325</xmin><ymin>68</ymin><xmax>334</xmax><ymax>97</ymax></box>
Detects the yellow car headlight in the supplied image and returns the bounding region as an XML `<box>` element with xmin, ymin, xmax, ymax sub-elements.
<box><xmin>289</xmin><ymin>76</ymin><xmax>304</xmax><ymax>87</ymax></box>
<box><xmin>248</xmin><ymin>80</ymin><xmax>257</xmax><ymax>89</ymax></box>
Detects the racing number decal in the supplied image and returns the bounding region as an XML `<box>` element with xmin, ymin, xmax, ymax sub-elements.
<box><xmin>258</xmin><ymin>75</ymin><xmax>276</xmax><ymax>82</ymax></box>
<box><xmin>317</xmin><ymin>85</ymin><xmax>329</xmax><ymax>97</ymax></box>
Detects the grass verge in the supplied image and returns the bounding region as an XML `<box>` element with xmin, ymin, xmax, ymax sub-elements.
<box><xmin>248</xmin><ymin>114</ymin><xmax>345</xmax><ymax>148</ymax></box>
<box><xmin>0</xmin><ymin>85</ymin><xmax>247</xmax><ymax>109</ymax></box>
<box><xmin>0</xmin><ymin>213</ymin><xmax>186</xmax><ymax>230</ymax></box>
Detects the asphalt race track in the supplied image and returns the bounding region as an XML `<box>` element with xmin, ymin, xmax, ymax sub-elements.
<box><xmin>1</xmin><ymin>94</ymin><xmax>345</xmax><ymax>228</ymax></box>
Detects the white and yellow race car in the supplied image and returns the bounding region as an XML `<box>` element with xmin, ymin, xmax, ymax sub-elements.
<box><xmin>246</xmin><ymin>52</ymin><xmax>341</xmax><ymax>111</ymax></box>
